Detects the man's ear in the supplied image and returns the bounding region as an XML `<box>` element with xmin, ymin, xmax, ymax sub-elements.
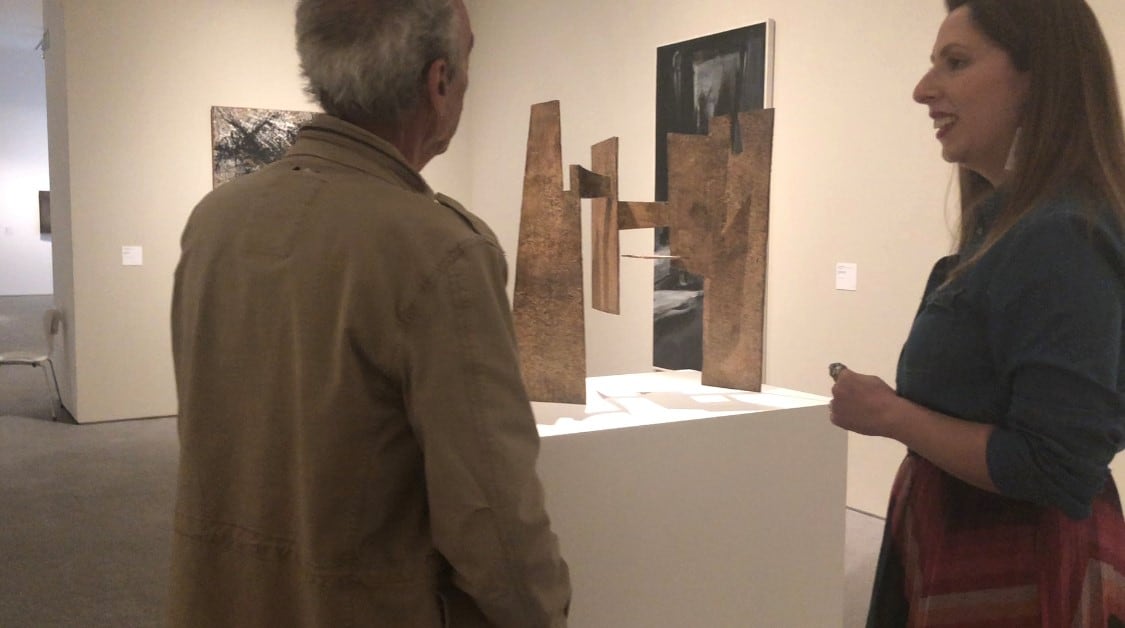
<box><xmin>425</xmin><ymin>58</ymin><xmax>450</xmax><ymax>108</ymax></box>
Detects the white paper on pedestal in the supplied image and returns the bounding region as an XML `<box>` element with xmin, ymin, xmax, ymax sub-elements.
<box><xmin>534</xmin><ymin>371</ymin><xmax>828</xmax><ymax>436</ymax></box>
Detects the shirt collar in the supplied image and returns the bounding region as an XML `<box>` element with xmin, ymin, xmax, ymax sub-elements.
<box><xmin>286</xmin><ymin>114</ymin><xmax>433</xmax><ymax>195</ymax></box>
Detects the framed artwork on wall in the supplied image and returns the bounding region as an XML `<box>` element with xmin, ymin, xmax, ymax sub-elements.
<box><xmin>39</xmin><ymin>190</ymin><xmax>50</xmax><ymax>238</ymax></box>
<box><xmin>210</xmin><ymin>106</ymin><xmax>317</xmax><ymax>188</ymax></box>
<box><xmin>653</xmin><ymin>20</ymin><xmax>775</xmax><ymax>371</ymax></box>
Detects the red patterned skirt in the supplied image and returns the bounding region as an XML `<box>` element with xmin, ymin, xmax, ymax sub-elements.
<box><xmin>867</xmin><ymin>453</ymin><xmax>1125</xmax><ymax>627</ymax></box>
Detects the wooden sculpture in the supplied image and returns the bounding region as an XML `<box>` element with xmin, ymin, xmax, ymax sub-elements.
<box><xmin>513</xmin><ymin>100</ymin><xmax>775</xmax><ymax>403</ymax></box>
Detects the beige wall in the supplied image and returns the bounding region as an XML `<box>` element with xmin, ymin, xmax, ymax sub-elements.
<box><xmin>41</xmin><ymin>0</ymin><xmax>1125</xmax><ymax>509</ymax></box>
<box><xmin>463</xmin><ymin>0</ymin><xmax>1125</xmax><ymax>514</ymax></box>
<box><xmin>41</xmin><ymin>0</ymin><xmax>471</xmax><ymax>423</ymax></box>
<box><xmin>43</xmin><ymin>0</ymin><xmax>306</xmax><ymax>422</ymax></box>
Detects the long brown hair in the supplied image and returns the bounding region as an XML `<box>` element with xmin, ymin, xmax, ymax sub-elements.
<box><xmin>945</xmin><ymin>0</ymin><xmax>1125</xmax><ymax>270</ymax></box>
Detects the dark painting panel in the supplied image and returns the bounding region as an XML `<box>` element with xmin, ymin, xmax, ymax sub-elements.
<box><xmin>653</xmin><ymin>22</ymin><xmax>772</xmax><ymax>371</ymax></box>
<box><xmin>210</xmin><ymin>106</ymin><xmax>316</xmax><ymax>188</ymax></box>
<box><xmin>39</xmin><ymin>191</ymin><xmax>50</xmax><ymax>237</ymax></box>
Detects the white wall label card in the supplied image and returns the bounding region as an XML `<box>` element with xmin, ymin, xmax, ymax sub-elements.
<box><xmin>835</xmin><ymin>262</ymin><xmax>857</xmax><ymax>291</ymax></box>
<box><xmin>122</xmin><ymin>245</ymin><xmax>143</xmax><ymax>266</ymax></box>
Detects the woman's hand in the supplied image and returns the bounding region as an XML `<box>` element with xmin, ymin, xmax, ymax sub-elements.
<box><xmin>827</xmin><ymin>364</ymin><xmax>999</xmax><ymax>492</ymax></box>
<box><xmin>829</xmin><ymin>367</ymin><xmax>904</xmax><ymax>438</ymax></box>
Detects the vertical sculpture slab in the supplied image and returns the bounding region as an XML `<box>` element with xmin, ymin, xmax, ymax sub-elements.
<box><xmin>512</xmin><ymin>101</ymin><xmax>587</xmax><ymax>403</ymax></box>
<box><xmin>590</xmin><ymin>138</ymin><xmax>620</xmax><ymax>314</ymax></box>
<box><xmin>667</xmin><ymin>110</ymin><xmax>774</xmax><ymax>391</ymax></box>
<box><xmin>665</xmin><ymin>131</ymin><xmax>727</xmax><ymax>281</ymax></box>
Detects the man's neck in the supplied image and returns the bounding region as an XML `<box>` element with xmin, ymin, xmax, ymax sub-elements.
<box><xmin>358</xmin><ymin>112</ymin><xmax>434</xmax><ymax>172</ymax></box>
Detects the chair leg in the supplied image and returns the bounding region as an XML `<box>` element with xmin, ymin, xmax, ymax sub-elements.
<box><xmin>34</xmin><ymin>362</ymin><xmax>57</xmax><ymax>421</ymax></box>
<box><xmin>44</xmin><ymin>359</ymin><xmax>62</xmax><ymax>421</ymax></box>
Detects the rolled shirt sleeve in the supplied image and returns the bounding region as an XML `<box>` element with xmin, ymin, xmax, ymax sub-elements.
<box><xmin>984</xmin><ymin>207</ymin><xmax>1125</xmax><ymax>519</ymax></box>
<box><xmin>399</xmin><ymin>235</ymin><xmax>571</xmax><ymax>626</ymax></box>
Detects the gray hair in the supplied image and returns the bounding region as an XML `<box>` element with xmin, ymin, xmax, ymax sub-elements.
<box><xmin>295</xmin><ymin>0</ymin><xmax>461</xmax><ymax>126</ymax></box>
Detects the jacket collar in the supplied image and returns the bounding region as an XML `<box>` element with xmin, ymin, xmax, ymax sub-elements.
<box><xmin>286</xmin><ymin>114</ymin><xmax>433</xmax><ymax>195</ymax></box>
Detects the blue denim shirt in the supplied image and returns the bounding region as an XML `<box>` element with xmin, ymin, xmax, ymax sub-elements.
<box><xmin>897</xmin><ymin>190</ymin><xmax>1125</xmax><ymax>519</ymax></box>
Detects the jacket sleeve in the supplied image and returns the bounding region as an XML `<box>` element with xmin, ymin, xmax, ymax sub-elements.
<box><xmin>984</xmin><ymin>208</ymin><xmax>1125</xmax><ymax>519</ymax></box>
<box><xmin>399</xmin><ymin>235</ymin><xmax>571</xmax><ymax>627</ymax></box>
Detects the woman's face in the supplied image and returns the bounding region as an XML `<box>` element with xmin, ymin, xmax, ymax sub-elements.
<box><xmin>913</xmin><ymin>6</ymin><xmax>1030</xmax><ymax>184</ymax></box>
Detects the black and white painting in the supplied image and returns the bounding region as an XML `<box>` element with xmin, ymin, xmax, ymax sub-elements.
<box><xmin>211</xmin><ymin>106</ymin><xmax>316</xmax><ymax>188</ymax></box>
<box><xmin>652</xmin><ymin>21</ymin><xmax>774</xmax><ymax>371</ymax></box>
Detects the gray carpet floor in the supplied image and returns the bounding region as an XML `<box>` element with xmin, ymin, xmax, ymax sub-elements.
<box><xmin>0</xmin><ymin>295</ymin><xmax>883</xmax><ymax>627</ymax></box>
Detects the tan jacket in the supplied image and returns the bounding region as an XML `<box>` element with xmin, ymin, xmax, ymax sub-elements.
<box><xmin>169</xmin><ymin>115</ymin><xmax>570</xmax><ymax>627</ymax></box>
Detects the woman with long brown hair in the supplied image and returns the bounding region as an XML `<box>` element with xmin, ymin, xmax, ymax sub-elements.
<box><xmin>830</xmin><ymin>0</ymin><xmax>1125</xmax><ymax>624</ymax></box>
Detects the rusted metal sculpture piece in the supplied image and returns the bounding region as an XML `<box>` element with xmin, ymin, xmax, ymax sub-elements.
<box><xmin>512</xmin><ymin>101</ymin><xmax>586</xmax><ymax>404</ymax></box>
<box><xmin>668</xmin><ymin>109</ymin><xmax>774</xmax><ymax>391</ymax></box>
<box><xmin>513</xmin><ymin>101</ymin><xmax>774</xmax><ymax>401</ymax></box>
<box><xmin>590</xmin><ymin>138</ymin><xmax>621</xmax><ymax>314</ymax></box>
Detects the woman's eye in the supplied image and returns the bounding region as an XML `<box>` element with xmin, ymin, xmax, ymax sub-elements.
<box><xmin>947</xmin><ymin>57</ymin><xmax>968</xmax><ymax>70</ymax></box>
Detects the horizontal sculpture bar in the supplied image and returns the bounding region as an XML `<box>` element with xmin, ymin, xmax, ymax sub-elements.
<box><xmin>618</xmin><ymin>201</ymin><xmax>669</xmax><ymax>230</ymax></box>
<box><xmin>570</xmin><ymin>165</ymin><xmax>613</xmax><ymax>199</ymax></box>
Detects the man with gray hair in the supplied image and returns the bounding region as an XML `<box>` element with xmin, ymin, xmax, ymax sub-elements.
<box><xmin>168</xmin><ymin>1</ymin><xmax>571</xmax><ymax>625</ymax></box>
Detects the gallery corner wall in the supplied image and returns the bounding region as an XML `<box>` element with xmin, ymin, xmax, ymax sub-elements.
<box><xmin>44</xmin><ymin>0</ymin><xmax>310</xmax><ymax>422</ymax></box>
<box><xmin>40</xmin><ymin>0</ymin><xmax>472</xmax><ymax>423</ymax></box>
<box><xmin>463</xmin><ymin>0</ymin><xmax>1125</xmax><ymax>514</ymax></box>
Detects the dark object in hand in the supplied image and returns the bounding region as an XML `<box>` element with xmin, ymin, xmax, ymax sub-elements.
<box><xmin>829</xmin><ymin>363</ymin><xmax>847</xmax><ymax>381</ymax></box>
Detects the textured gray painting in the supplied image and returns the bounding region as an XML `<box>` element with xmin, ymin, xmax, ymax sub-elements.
<box><xmin>210</xmin><ymin>106</ymin><xmax>316</xmax><ymax>188</ymax></box>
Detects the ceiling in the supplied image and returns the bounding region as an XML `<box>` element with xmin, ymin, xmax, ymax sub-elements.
<box><xmin>0</xmin><ymin>0</ymin><xmax>43</xmax><ymax>51</ymax></box>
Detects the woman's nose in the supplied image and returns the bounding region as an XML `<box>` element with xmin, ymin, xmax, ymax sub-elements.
<box><xmin>913</xmin><ymin>69</ymin><xmax>937</xmax><ymax>104</ymax></box>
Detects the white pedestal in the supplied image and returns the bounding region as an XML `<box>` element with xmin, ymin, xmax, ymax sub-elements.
<box><xmin>534</xmin><ymin>371</ymin><xmax>847</xmax><ymax>627</ymax></box>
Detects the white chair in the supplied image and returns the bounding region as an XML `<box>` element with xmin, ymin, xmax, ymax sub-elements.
<box><xmin>0</xmin><ymin>308</ymin><xmax>63</xmax><ymax>420</ymax></box>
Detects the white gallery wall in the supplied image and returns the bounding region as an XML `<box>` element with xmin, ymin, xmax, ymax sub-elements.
<box><xmin>38</xmin><ymin>0</ymin><xmax>1125</xmax><ymax>512</ymax></box>
<box><xmin>43</xmin><ymin>0</ymin><xmax>311</xmax><ymax>422</ymax></box>
<box><xmin>40</xmin><ymin>0</ymin><xmax>470</xmax><ymax>423</ymax></box>
<box><xmin>464</xmin><ymin>0</ymin><xmax>1125</xmax><ymax>515</ymax></box>
<box><xmin>0</xmin><ymin>33</ymin><xmax>52</xmax><ymax>296</ymax></box>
